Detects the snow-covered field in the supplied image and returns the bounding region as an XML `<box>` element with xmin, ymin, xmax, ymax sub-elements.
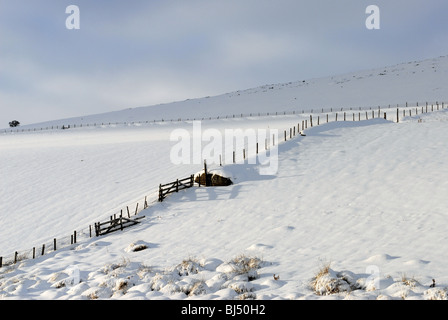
<box><xmin>1</xmin><ymin>55</ymin><xmax>448</xmax><ymax>301</ymax></box>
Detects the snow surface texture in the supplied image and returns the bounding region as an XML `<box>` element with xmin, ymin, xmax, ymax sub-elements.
<box><xmin>1</xmin><ymin>55</ymin><xmax>448</xmax><ymax>300</ymax></box>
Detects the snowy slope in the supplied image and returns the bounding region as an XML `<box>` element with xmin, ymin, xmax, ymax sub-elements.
<box><xmin>8</xmin><ymin>54</ymin><xmax>448</xmax><ymax>130</ymax></box>
<box><xmin>1</xmin><ymin>55</ymin><xmax>448</xmax><ymax>300</ymax></box>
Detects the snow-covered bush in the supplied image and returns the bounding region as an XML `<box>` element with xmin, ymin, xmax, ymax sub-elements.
<box><xmin>311</xmin><ymin>263</ymin><xmax>351</xmax><ymax>295</ymax></box>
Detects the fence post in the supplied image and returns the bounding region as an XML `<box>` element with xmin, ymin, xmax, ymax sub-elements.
<box><xmin>204</xmin><ymin>160</ymin><xmax>210</xmax><ymax>187</ymax></box>
<box><xmin>41</xmin><ymin>244</ymin><xmax>45</xmax><ymax>256</ymax></box>
<box><xmin>159</xmin><ymin>184</ymin><xmax>163</xmax><ymax>202</ymax></box>
<box><xmin>54</xmin><ymin>238</ymin><xmax>57</xmax><ymax>251</ymax></box>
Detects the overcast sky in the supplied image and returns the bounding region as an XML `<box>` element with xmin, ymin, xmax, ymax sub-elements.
<box><xmin>1</xmin><ymin>0</ymin><xmax>448</xmax><ymax>126</ymax></box>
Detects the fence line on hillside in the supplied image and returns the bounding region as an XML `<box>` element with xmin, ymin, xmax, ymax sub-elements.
<box><xmin>1</xmin><ymin>100</ymin><xmax>446</xmax><ymax>270</ymax></box>
<box><xmin>2</xmin><ymin>101</ymin><xmax>445</xmax><ymax>134</ymax></box>
<box><xmin>0</xmin><ymin>195</ymin><xmax>152</xmax><ymax>269</ymax></box>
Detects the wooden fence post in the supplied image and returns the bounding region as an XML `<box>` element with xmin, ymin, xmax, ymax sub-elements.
<box><xmin>204</xmin><ymin>160</ymin><xmax>210</xmax><ymax>187</ymax></box>
<box><xmin>41</xmin><ymin>244</ymin><xmax>45</xmax><ymax>256</ymax></box>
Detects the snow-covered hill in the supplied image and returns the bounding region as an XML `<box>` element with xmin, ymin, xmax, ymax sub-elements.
<box><xmin>1</xmin><ymin>55</ymin><xmax>448</xmax><ymax>301</ymax></box>
<box><xmin>8</xmin><ymin>54</ymin><xmax>448</xmax><ymax>131</ymax></box>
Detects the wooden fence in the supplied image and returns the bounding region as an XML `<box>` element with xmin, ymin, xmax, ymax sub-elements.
<box><xmin>94</xmin><ymin>215</ymin><xmax>145</xmax><ymax>236</ymax></box>
<box><xmin>0</xmin><ymin>197</ymin><xmax>150</xmax><ymax>269</ymax></box>
<box><xmin>158</xmin><ymin>175</ymin><xmax>195</xmax><ymax>202</ymax></box>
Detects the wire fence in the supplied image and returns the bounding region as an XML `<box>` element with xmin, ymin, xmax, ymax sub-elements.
<box><xmin>2</xmin><ymin>101</ymin><xmax>445</xmax><ymax>134</ymax></box>
<box><xmin>1</xmin><ymin>100</ymin><xmax>446</xmax><ymax>270</ymax></box>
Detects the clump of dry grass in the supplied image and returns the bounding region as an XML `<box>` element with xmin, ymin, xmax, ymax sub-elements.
<box><xmin>400</xmin><ymin>273</ymin><xmax>420</xmax><ymax>288</ymax></box>
<box><xmin>174</xmin><ymin>256</ymin><xmax>203</xmax><ymax>276</ymax></box>
<box><xmin>182</xmin><ymin>279</ymin><xmax>207</xmax><ymax>297</ymax></box>
<box><xmin>425</xmin><ymin>287</ymin><xmax>448</xmax><ymax>300</ymax></box>
<box><xmin>311</xmin><ymin>261</ymin><xmax>351</xmax><ymax>296</ymax></box>
<box><xmin>101</xmin><ymin>257</ymin><xmax>130</xmax><ymax>275</ymax></box>
<box><xmin>229</xmin><ymin>254</ymin><xmax>263</xmax><ymax>281</ymax></box>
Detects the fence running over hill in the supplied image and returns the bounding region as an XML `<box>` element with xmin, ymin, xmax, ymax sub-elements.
<box><xmin>2</xmin><ymin>101</ymin><xmax>445</xmax><ymax>133</ymax></box>
<box><xmin>1</xmin><ymin>100</ymin><xmax>447</xmax><ymax>269</ymax></box>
